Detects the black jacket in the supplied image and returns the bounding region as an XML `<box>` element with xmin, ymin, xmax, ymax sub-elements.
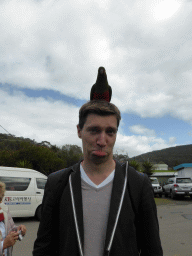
<box><xmin>33</xmin><ymin>161</ymin><xmax>163</xmax><ymax>256</ymax></box>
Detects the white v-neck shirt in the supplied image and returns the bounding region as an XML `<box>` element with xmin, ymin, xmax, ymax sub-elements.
<box><xmin>80</xmin><ymin>164</ymin><xmax>115</xmax><ymax>188</ymax></box>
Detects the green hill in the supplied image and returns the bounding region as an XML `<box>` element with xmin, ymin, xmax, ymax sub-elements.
<box><xmin>130</xmin><ymin>144</ymin><xmax>192</xmax><ymax>168</ymax></box>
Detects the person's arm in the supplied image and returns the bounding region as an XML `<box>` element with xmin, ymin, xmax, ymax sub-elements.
<box><xmin>0</xmin><ymin>231</ymin><xmax>19</xmax><ymax>256</ymax></box>
<box><xmin>33</xmin><ymin>176</ymin><xmax>57</xmax><ymax>256</ymax></box>
<box><xmin>139</xmin><ymin>175</ymin><xmax>163</xmax><ymax>256</ymax></box>
<box><xmin>3</xmin><ymin>232</ymin><xmax>19</xmax><ymax>249</ymax></box>
<box><xmin>8</xmin><ymin>208</ymin><xmax>27</xmax><ymax>236</ymax></box>
<box><xmin>0</xmin><ymin>208</ymin><xmax>18</xmax><ymax>256</ymax></box>
<box><xmin>8</xmin><ymin>208</ymin><xmax>17</xmax><ymax>232</ymax></box>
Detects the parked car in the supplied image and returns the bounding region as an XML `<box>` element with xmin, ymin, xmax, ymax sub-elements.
<box><xmin>163</xmin><ymin>177</ymin><xmax>192</xmax><ymax>199</ymax></box>
<box><xmin>149</xmin><ymin>177</ymin><xmax>163</xmax><ymax>197</ymax></box>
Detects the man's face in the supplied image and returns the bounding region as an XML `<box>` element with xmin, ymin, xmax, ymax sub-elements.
<box><xmin>77</xmin><ymin>114</ymin><xmax>118</xmax><ymax>164</ymax></box>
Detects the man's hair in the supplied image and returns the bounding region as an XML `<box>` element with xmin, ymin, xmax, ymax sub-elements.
<box><xmin>78</xmin><ymin>100</ymin><xmax>121</xmax><ymax>129</ymax></box>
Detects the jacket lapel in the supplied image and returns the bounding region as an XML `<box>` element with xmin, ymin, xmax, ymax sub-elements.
<box><xmin>104</xmin><ymin>161</ymin><xmax>126</xmax><ymax>253</ymax></box>
<box><xmin>71</xmin><ymin>162</ymin><xmax>84</xmax><ymax>250</ymax></box>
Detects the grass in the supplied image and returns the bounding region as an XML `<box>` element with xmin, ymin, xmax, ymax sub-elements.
<box><xmin>152</xmin><ymin>170</ymin><xmax>175</xmax><ymax>173</ymax></box>
<box><xmin>154</xmin><ymin>197</ymin><xmax>174</xmax><ymax>206</ymax></box>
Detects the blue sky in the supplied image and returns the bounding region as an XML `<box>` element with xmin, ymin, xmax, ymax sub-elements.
<box><xmin>1</xmin><ymin>0</ymin><xmax>192</xmax><ymax>157</ymax></box>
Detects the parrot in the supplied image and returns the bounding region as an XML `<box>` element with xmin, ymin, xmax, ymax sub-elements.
<box><xmin>90</xmin><ymin>67</ymin><xmax>112</xmax><ymax>102</ymax></box>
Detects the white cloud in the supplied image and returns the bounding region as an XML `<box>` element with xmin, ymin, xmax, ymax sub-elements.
<box><xmin>129</xmin><ymin>125</ymin><xmax>156</xmax><ymax>137</ymax></box>
<box><xmin>0</xmin><ymin>88</ymin><xmax>80</xmax><ymax>147</ymax></box>
<box><xmin>150</xmin><ymin>0</ymin><xmax>183</xmax><ymax>22</ymax></box>
<box><xmin>169</xmin><ymin>136</ymin><xmax>177</xmax><ymax>145</ymax></box>
<box><xmin>115</xmin><ymin>133</ymin><xmax>172</xmax><ymax>157</ymax></box>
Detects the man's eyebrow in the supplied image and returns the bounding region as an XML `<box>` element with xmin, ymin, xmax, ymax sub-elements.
<box><xmin>106</xmin><ymin>127</ymin><xmax>118</xmax><ymax>133</ymax></box>
<box><xmin>86</xmin><ymin>125</ymin><xmax>117</xmax><ymax>132</ymax></box>
<box><xmin>86</xmin><ymin>125</ymin><xmax>100</xmax><ymax>130</ymax></box>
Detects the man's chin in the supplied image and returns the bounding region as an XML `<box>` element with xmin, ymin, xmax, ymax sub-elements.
<box><xmin>91</xmin><ymin>154</ymin><xmax>108</xmax><ymax>164</ymax></box>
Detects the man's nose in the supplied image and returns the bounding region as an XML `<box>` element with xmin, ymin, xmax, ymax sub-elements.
<box><xmin>96</xmin><ymin>132</ymin><xmax>107</xmax><ymax>147</ymax></box>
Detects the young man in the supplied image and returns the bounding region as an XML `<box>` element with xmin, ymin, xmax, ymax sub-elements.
<box><xmin>33</xmin><ymin>100</ymin><xmax>163</xmax><ymax>256</ymax></box>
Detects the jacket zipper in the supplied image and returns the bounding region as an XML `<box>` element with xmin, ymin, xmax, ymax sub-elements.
<box><xmin>105</xmin><ymin>161</ymin><xmax>128</xmax><ymax>255</ymax></box>
<box><xmin>69</xmin><ymin>174</ymin><xmax>84</xmax><ymax>256</ymax></box>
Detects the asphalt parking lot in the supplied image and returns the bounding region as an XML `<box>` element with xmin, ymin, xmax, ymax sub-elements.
<box><xmin>12</xmin><ymin>197</ymin><xmax>192</xmax><ymax>256</ymax></box>
<box><xmin>157</xmin><ymin>197</ymin><xmax>192</xmax><ymax>256</ymax></box>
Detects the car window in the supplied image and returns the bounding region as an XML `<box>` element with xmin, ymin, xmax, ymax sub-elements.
<box><xmin>0</xmin><ymin>177</ymin><xmax>31</xmax><ymax>191</ymax></box>
<box><xmin>36</xmin><ymin>178</ymin><xmax>47</xmax><ymax>189</ymax></box>
<box><xmin>176</xmin><ymin>178</ymin><xmax>192</xmax><ymax>183</ymax></box>
<box><xmin>168</xmin><ymin>179</ymin><xmax>174</xmax><ymax>184</ymax></box>
<box><xmin>150</xmin><ymin>179</ymin><xmax>159</xmax><ymax>184</ymax></box>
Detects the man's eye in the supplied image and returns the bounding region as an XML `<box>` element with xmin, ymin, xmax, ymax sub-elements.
<box><xmin>90</xmin><ymin>128</ymin><xmax>100</xmax><ymax>133</ymax></box>
<box><xmin>107</xmin><ymin>129</ymin><xmax>116</xmax><ymax>135</ymax></box>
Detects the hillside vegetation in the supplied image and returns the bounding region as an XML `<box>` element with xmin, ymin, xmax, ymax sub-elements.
<box><xmin>1</xmin><ymin>133</ymin><xmax>191</xmax><ymax>172</ymax></box>
<box><xmin>0</xmin><ymin>133</ymin><xmax>83</xmax><ymax>175</ymax></box>
<box><xmin>130</xmin><ymin>144</ymin><xmax>192</xmax><ymax>168</ymax></box>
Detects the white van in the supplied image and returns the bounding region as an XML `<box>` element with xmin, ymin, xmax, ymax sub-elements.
<box><xmin>0</xmin><ymin>166</ymin><xmax>47</xmax><ymax>220</ymax></box>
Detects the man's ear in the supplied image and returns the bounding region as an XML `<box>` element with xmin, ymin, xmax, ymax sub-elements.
<box><xmin>77</xmin><ymin>125</ymin><xmax>82</xmax><ymax>138</ymax></box>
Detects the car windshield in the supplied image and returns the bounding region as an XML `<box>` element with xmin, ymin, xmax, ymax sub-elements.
<box><xmin>176</xmin><ymin>178</ymin><xmax>192</xmax><ymax>183</ymax></box>
<box><xmin>150</xmin><ymin>179</ymin><xmax>159</xmax><ymax>184</ymax></box>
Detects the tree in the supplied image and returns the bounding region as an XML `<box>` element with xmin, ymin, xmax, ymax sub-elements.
<box><xmin>0</xmin><ymin>132</ymin><xmax>85</xmax><ymax>173</ymax></box>
<box><xmin>142</xmin><ymin>161</ymin><xmax>153</xmax><ymax>176</ymax></box>
<box><xmin>16</xmin><ymin>159</ymin><xmax>33</xmax><ymax>169</ymax></box>
<box><xmin>113</xmin><ymin>154</ymin><xmax>129</xmax><ymax>162</ymax></box>
<box><xmin>59</xmin><ymin>145</ymin><xmax>83</xmax><ymax>167</ymax></box>
<box><xmin>26</xmin><ymin>144</ymin><xmax>67</xmax><ymax>175</ymax></box>
<box><xmin>129</xmin><ymin>160</ymin><xmax>140</xmax><ymax>171</ymax></box>
<box><xmin>0</xmin><ymin>141</ymin><xmax>67</xmax><ymax>175</ymax></box>
<box><xmin>0</xmin><ymin>150</ymin><xmax>18</xmax><ymax>167</ymax></box>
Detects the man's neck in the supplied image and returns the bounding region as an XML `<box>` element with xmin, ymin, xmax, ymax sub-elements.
<box><xmin>81</xmin><ymin>158</ymin><xmax>116</xmax><ymax>185</ymax></box>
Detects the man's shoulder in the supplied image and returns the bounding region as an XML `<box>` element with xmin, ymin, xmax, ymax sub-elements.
<box><xmin>117</xmin><ymin>161</ymin><xmax>147</xmax><ymax>189</ymax></box>
<box><xmin>47</xmin><ymin>162</ymin><xmax>80</xmax><ymax>184</ymax></box>
<box><xmin>129</xmin><ymin>166</ymin><xmax>145</xmax><ymax>179</ymax></box>
<box><xmin>49</xmin><ymin>167</ymin><xmax>71</xmax><ymax>178</ymax></box>
<box><xmin>118</xmin><ymin>161</ymin><xmax>145</xmax><ymax>179</ymax></box>
<box><xmin>119</xmin><ymin>162</ymin><xmax>151</xmax><ymax>204</ymax></box>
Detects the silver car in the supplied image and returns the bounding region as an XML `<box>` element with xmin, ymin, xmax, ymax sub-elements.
<box><xmin>163</xmin><ymin>177</ymin><xmax>192</xmax><ymax>199</ymax></box>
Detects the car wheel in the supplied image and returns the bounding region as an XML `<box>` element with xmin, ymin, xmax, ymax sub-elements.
<box><xmin>159</xmin><ymin>194</ymin><xmax>162</xmax><ymax>198</ymax></box>
<box><xmin>35</xmin><ymin>205</ymin><xmax>42</xmax><ymax>221</ymax></box>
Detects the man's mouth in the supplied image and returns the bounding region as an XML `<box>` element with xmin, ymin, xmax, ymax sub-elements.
<box><xmin>92</xmin><ymin>150</ymin><xmax>107</xmax><ymax>157</ymax></box>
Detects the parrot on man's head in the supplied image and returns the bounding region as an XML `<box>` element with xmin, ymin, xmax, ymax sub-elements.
<box><xmin>90</xmin><ymin>67</ymin><xmax>112</xmax><ymax>102</ymax></box>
